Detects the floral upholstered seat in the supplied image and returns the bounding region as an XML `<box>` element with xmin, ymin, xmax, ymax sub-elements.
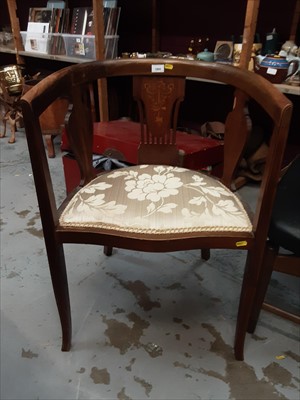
<box><xmin>60</xmin><ymin>165</ymin><xmax>252</xmax><ymax>234</ymax></box>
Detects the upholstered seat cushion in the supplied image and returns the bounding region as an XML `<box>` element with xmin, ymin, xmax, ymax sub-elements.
<box><xmin>60</xmin><ymin>165</ymin><xmax>252</xmax><ymax>234</ymax></box>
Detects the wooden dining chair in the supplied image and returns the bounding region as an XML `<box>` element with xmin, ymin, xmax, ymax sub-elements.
<box><xmin>20</xmin><ymin>58</ymin><xmax>293</xmax><ymax>361</ymax></box>
<box><xmin>247</xmin><ymin>155</ymin><xmax>300</xmax><ymax>331</ymax></box>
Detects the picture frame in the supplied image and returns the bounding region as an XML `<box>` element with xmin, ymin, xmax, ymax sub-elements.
<box><xmin>29</xmin><ymin>8</ymin><xmax>53</xmax><ymax>23</ymax></box>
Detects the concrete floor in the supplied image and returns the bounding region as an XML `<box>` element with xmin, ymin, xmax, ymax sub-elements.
<box><xmin>1</xmin><ymin>130</ymin><xmax>299</xmax><ymax>400</ymax></box>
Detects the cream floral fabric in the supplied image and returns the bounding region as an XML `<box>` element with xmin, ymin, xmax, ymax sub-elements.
<box><xmin>60</xmin><ymin>165</ymin><xmax>252</xmax><ymax>234</ymax></box>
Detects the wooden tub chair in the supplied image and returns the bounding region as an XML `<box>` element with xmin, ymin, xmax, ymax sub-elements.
<box><xmin>20</xmin><ymin>58</ymin><xmax>293</xmax><ymax>360</ymax></box>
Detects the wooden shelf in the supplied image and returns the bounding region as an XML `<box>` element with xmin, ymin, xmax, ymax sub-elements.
<box><xmin>0</xmin><ymin>46</ymin><xmax>16</xmax><ymax>54</ymax></box>
<box><xmin>1</xmin><ymin>42</ymin><xmax>96</xmax><ymax>63</ymax></box>
<box><xmin>4</xmin><ymin>0</ymin><xmax>108</xmax><ymax>119</ymax></box>
<box><xmin>188</xmin><ymin>74</ymin><xmax>300</xmax><ymax>96</ymax></box>
<box><xmin>274</xmin><ymin>83</ymin><xmax>300</xmax><ymax>96</ymax></box>
<box><xmin>17</xmin><ymin>50</ymin><xmax>95</xmax><ymax>64</ymax></box>
<box><xmin>3</xmin><ymin>0</ymin><xmax>299</xmax><ymax>118</ymax></box>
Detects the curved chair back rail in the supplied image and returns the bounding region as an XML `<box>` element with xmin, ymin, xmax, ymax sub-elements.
<box><xmin>22</xmin><ymin>59</ymin><xmax>291</xmax><ymax>120</ymax></box>
<box><xmin>20</xmin><ymin>58</ymin><xmax>293</xmax><ymax>360</ymax></box>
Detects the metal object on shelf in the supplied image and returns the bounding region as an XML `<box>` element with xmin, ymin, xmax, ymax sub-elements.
<box><xmin>0</xmin><ymin>64</ymin><xmax>25</xmax><ymax>144</ymax></box>
<box><xmin>0</xmin><ymin>64</ymin><xmax>24</xmax><ymax>96</ymax></box>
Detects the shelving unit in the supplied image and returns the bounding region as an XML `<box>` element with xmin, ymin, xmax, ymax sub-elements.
<box><xmin>5</xmin><ymin>0</ymin><xmax>23</xmax><ymax>64</ymax></box>
<box><xmin>2</xmin><ymin>0</ymin><xmax>114</xmax><ymax>120</ymax></box>
<box><xmin>116</xmin><ymin>0</ymin><xmax>299</xmax><ymax>96</ymax></box>
<box><xmin>1</xmin><ymin>0</ymin><xmax>300</xmax><ymax>115</ymax></box>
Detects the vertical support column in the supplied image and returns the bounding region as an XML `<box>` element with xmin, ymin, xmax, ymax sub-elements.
<box><xmin>231</xmin><ymin>1</ymin><xmax>260</xmax><ymax>189</ymax></box>
<box><xmin>239</xmin><ymin>0</ymin><xmax>260</xmax><ymax>70</ymax></box>
<box><xmin>151</xmin><ymin>0</ymin><xmax>159</xmax><ymax>53</ymax></box>
<box><xmin>289</xmin><ymin>0</ymin><xmax>300</xmax><ymax>41</ymax></box>
<box><xmin>93</xmin><ymin>0</ymin><xmax>109</xmax><ymax>121</ymax></box>
<box><xmin>6</xmin><ymin>0</ymin><xmax>24</xmax><ymax>65</ymax></box>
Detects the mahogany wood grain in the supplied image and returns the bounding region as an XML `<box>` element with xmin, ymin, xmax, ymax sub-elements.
<box><xmin>21</xmin><ymin>58</ymin><xmax>293</xmax><ymax>360</ymax></box>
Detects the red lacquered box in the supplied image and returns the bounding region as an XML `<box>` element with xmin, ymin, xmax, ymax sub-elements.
<box><xmin>62</xmin><ymin>120</ymin><xmax>223</xmax><ymax>193</ymax></box>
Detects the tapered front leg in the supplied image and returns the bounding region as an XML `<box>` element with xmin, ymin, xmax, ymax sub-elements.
<box><xmin>46</xmin><ymin>243</ymin><xmax>72</xmax><ymax>351</ymax></box>
<box><xmin>234</xmin><ymin>249</ymin><xmax>262</xmax><ymax>361</ymax></box>
<box><xmin>247</xmin><ymin>244</ymin><xmax>277</xmax><ymax>333</ymax></box>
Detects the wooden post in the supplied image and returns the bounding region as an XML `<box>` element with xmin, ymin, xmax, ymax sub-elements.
<box><xmin>6</xmin><ymin>0</ymin><xmax>24</xmax><ymax>65</ymax></box>
<box><xmin>233</xmin><ymin>0</ymin><xmax>260</xmax><ymax>190</ymax></box>
<box><xmin>289</xmin><ymin>0</ymin><xmax>300</xmax><ymax>41</ymax></box>
<box><xmin>151</xmin><ymin>0</ymin><xmax>159</xmax><ymax>53</ymax></box>
<box><xmin>239</xmin><ymin>0</ymin><xmax>260</xmax><ymax>70</ymax></box>
<box><xmin>93</xmin><ymin>0</ymin><xmax>109</xmax><ymax>121</ymax></box>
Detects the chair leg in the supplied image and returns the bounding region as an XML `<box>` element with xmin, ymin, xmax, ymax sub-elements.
<box><xmin>234</xmin><ymin>250</ymin><xmax>262</xmax><ymax>361</ymax></box>
<box><xmin>8</xmin><ymin>113</ymin><xmax>16</xmax><ymax>144</ymax></box>
<box><xmin>0</xmin><ymin>112</ymin><xmax>8</xmax><ymax>139</ymax></box>
<box><xmin>247</xmin><ymin>244</ymin><xmax>278</xmax><ymax>333</ymax></box>
<box><xmin>46</xmin><ymin>243</ymin><xmax>72</xmax><ymax>351</ymax></box>
<box><xmin>44</xmin><ymin>134</ymin><xmax>56</xmax><ymax>158</ymax></box>
<box><xmin>201</xmin><ymin>248</ymin><xmax>210</xmax><ymax>260</ymax></box>
<box><xmin>104</xmin><ymin>246</ymin><xmax>113</xmax><ymax>256</ymax></box>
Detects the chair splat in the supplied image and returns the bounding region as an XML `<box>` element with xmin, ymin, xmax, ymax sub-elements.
<box><xmin>65</xmin><ymin>84</ymin><xmax>95</xmax><ymax>186</ymax></box>
<box><xmin>133</xmin><ymin>76</ymin><xmax>185</xmax><ymax>165</ymax></box>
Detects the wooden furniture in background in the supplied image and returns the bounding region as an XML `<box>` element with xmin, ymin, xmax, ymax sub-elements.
<box><xmin>4</xmin><ymin>0</ymin><xmax>109</xmax><ymax>120</ymax></box>
<box><xmin>39</xmin><ymin>97</ymin><xmax>69</xmax><ymax>158</ymax></box>
<box><xmin>0</xmin><ymin>81</ymin><xmax>23</xmax><ymax>144</ymax></box>
<box><xmin>24</xmin><ymin>79</ymin><xmax>69</xmax><ymax>157</ymax></box>
<box><xmin>0</xmin><ymin>63</ymin><xmax>24</xmax><ymax>143</ymax></box>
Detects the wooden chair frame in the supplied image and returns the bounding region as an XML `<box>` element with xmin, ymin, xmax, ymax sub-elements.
<box><xmin>20</xmin><ymin>58</ymin><xmax>293</xmax><ymax>361</ymax></box>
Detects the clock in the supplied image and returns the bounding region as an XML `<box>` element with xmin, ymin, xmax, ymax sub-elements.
<box><xmin>214</xmin><ymin>41</ymin><xmax>233</xmax><ymax>62</ymax></box>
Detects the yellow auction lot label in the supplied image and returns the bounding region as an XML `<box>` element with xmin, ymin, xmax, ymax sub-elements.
<box><xmin>151</xmin><ymin>64</ymin><xmax>174</xmax><ymax>73</ymax></box>
<box><xmin>236</xmin><ymin>241</ymin><xmax>247</xmax><ymax>247</ymax></box>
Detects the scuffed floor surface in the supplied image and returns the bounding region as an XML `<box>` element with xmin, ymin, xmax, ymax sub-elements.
<box><xmin>1</xmin><ymin>131</ymin><xmax>299</xmax><ymax>400</ymax></box>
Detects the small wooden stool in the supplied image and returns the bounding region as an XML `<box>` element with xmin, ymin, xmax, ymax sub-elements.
<box><xmin>0</xmin><ymin>66</ymin><xmax>69</xmax><ymax>157</ymax></box>
<box><xmin>24</xmin><ymin>81</ymin><xmax>69</xmax><ymax>158</ymax></box>
<box><xmin>0</xmin><ymin>65</ymin><xmax>24</xmax><ymax>144</ymax></box>
<box><xmin>39</xmin><ymin>97</ymin><xmax>69</xmax><ymax>158</ymax></box>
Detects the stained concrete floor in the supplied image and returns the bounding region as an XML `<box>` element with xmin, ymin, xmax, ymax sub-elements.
<box><xmin>1</xmin><ymin>130</ymin><xmax>299</xmax><ymax>400</ymax></box>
